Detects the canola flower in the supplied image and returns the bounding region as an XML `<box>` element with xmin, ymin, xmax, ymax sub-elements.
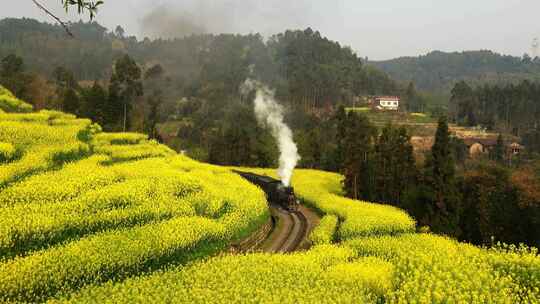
<box><xmin>1</xmin><ymin>87</ymin><xmax>538</xmax><ymax>304</ymax></box>
<box><xmin>0</xmin><ymin>157</ymin><xmax>208</xmax><ymax>258</ymax></box>
<box><xmin>229</xmin><ymin>167</ymin><xmax>539</xmax><ymax>304</ymax></box>
<box><xmin>309</xmin><ymin>215</ymin><xmax>338</xmax><ymax>245</ymax></box>
<box><xmin>0</xmin><ymin>85</ymin><xmax>33</xmax><ymax>113</ymax></box>
<box><xmin>51</xmin><ymin>245</ymin><xmax>393</xmax><ymax>304</ymax></box>
<box><xmin>0</xmin><ymin>142</ymin><xmax>16</xmax><ymax>163</ymax></box>
<box><xmin>345</xmin><ymin>233</ymin><xmax>540</xmax><ymax>303</ymax></box>
<box><xmin>0</xmin><ymin>113</ymin><xmax>92</xmax><ymax>188</ymax></box>
<box><xmin>92</xmin><ymin>132</ymin><xmax>149</xmax><ymax>145</ymax></box>
<box><xmin>0</xmin><ymin>154</ymin><xmax>269</xmax><ymax>302</ymax></box>
<box><xmin>235</xmin><ymin>168</ymin><xmax>416</xmax><ymax>239</ymax></box>
<box><xmin>0</xmin><ymin>92</ymin><xmax>269</xmax><ymax>302</ymax></box>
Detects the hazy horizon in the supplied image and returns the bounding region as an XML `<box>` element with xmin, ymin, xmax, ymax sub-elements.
<box><xmin>2</xmin><ymin>0</ymin><xmax>539</xmax><ymax>61</ymax></box>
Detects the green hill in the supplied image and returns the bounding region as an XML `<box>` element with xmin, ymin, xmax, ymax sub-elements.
<box><xmin>372</xmin><ymin>50</ymin><xmax>540</xmax><ymax>93</ymax></box>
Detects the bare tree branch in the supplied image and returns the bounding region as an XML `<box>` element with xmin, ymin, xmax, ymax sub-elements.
<box><xmin>31</xmin><ymin>0</ymin><xmax>74</xmax><ymax>37</ymax></box>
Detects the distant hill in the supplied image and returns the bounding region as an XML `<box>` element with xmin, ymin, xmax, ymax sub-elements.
<box><xmin>0</xmin><ymin>18</ymin><xmax>401</xmax><ymax>106</ymax></box>
<box><xmin>371</xmin><ymin>50</ymin><xmax>540</xmax><ymax>93</ymax></box>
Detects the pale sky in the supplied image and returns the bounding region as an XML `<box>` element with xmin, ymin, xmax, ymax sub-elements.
<box><xmin>2</xmin><ymin>0</ymin><xmax>539</xmax><ymax>60</ymax></box>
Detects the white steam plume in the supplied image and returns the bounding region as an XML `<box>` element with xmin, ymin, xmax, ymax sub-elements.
<box><xmin>241</xmin><ymin>79</ymin><xmax>300</xmax><ymax>186</ymax></box>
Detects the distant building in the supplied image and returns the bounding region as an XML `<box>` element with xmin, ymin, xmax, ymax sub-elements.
<box><xmin>370</xmin><ymin>96</ymin><xmax>400</xmax><ymax>111</ymax></box>
<box><xmin>509</xmin><ymin>142</ymin><xmax>524</xmax><ymax>155</ymax></box>
<box><xmin>462</xmin><ymin>138</ymin><xmax>524</xmax><ymax>158</ymax></box>
<box><xmin>462</xmin><ymin>138</ymin><xmax>498</xmax><ymax>157</ymax></box>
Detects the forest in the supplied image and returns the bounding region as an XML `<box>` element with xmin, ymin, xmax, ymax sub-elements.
<box><xmin>338</xmin><ymin>111</ymin><xmax>540</xmax><ymax>247</ymax></box>
<box><xmin>0</xmin><ymin>18</ymin><xmax>404</xmax><ymax>163</ymax></box>
<box><xmin>450</xmin><ymin>80</ymin><xmax>540</xmax><ymax>152</ymax></box>
<box><xmin>373</xmin><ymin>50</ymin><xmax>540</xmax><ymax>93</ymax></box>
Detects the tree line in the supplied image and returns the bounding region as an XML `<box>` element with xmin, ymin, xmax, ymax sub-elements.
<box><xmin>450</xmin><ymin>80</ymin><xmax>540</xmax><ymax>154</ymax></box>
<box><xmin>338</xmin><ymin>112</ymin><xmax>539</xmax><ymax>247</ymax></box>
<box><xmin>374</xmin><ymin>50</ymin><xmax>540</xmax><ymax>93</ymax></box>
<box><xmin>0</xmin><ymin>19</ymin><xmax>407</xmax><ymax>168</ymax></box>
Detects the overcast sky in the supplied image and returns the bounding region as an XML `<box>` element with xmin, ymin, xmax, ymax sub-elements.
<box><xmin>2</xmin><ymin>0</ymin><xmax>539</xmax><ymax>60</ymax></box>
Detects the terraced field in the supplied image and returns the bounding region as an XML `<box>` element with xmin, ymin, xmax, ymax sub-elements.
<box><xmin>1</xmin><ymin>86</ymin><xmax>539</xmax><ymax>303</ymax></box>
<box><xmin>0</xmin><ymin>86</ymin><xmax>269</xmax><ymax>302</ymax></box>
<box><xmin>47</xmin><ymin>167</ymin><xmax>540</xmax><ymax>303</ymax></box>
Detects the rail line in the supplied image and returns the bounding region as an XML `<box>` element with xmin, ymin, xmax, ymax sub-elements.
<box><xmin>281</xmin><ymin>209</ymin><xmax>308</xmax><ymax>253</ymax></box>
<box><xmin>253</xmin><ymin>205</ymin><xmax>309</xmax><ymax>253</ymax></box>
<box><xmin>231</xmin><ymin>170</ymin><xmax>315</xmax><ymax>254</ymax></box>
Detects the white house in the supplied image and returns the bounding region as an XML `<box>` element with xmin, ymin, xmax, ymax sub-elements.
<box><xmin>373</xmin><ymin>96</ymin><xmax>400</xmax><ymax>111</ymax></box>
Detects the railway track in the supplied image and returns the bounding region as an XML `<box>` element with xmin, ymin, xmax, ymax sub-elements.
<box><xmin>231</xmin><ymin>170</ymin><xmax>316</xmax><ymax>254</ymax></box>
<box><xmin>256</xmin><ymin>205</ymin><xmax>309</xmax><ymax>253</ymax></box>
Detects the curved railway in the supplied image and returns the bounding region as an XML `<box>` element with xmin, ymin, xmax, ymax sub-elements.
<box><xmin>264</xmin><ymin>205</ymin><xmax>308</xmax><ymax>253</ymax></box>
<box><xmin>232</xmin><ymin>171</ymin><xmax>316</xmax><ymax>253</ymax></box>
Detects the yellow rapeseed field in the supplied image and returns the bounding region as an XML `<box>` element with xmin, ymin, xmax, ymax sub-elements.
<box><xmin>1</xmin><ymin>88</ymin><xmax>538</xmax><ymax>303</ymax></box>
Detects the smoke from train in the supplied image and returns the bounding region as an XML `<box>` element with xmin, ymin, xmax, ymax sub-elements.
<box><xmin>241</xmin><ymin>79</ymin><xmax>300</xmax><ymax>186</ymax></box>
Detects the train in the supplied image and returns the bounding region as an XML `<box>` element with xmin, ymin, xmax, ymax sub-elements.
<box><xmin>233</xmin><ymin>170</ymin><xmax>300</xmax><ymax>211</ymax></box>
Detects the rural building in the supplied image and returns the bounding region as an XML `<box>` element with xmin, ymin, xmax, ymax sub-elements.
<box><xmin>509</xmin><ymin>142</ymin><xmax>524</xmax><ymax>155</ymax></box>
<box><xmin>462</xmin><ymin>138</ymin><xmax>524</xmax><ymax>158</ymax></box>
<box><xmin>463</xmin><ymin>138</ymin><xmax>497</xmax><ymax>157</ymax></box>
<box><xmin>370</xmin><ymin>96</ymin><xmax>400</xmax><ymax>111</ymax></box>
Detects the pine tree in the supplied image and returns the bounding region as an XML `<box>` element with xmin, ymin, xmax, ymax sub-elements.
<box><xmin>334</xmin><ymin>105</ymin><xmax>348</xmax><ymax>172</ymax></box>
<box><xmin>109</xmin><ymin>55</ymin><xmax>143</xmax><ymax>131</ymax></box>
<box><xmin>375</xmin><ymin>125</ymin><xmax>394</xmax><ymax>202</ymax></box>
<box><xmin>106</xmin><ymin>75</ymin><xmax>124</xmax><ymax>131</ymax></box>
<box><xmin>342</xmin><ymin>112</ymin><xmax>376</xmax><ymax>200</ymax></box>
<box><xmin>144</xmin><ymin>92</ymin><xmax>162</xmax><ymax>139</ymax></box>
<box><xmin>492</xmin><ymin>134</ymin><xmax>505</xmax><ymax>164</ymax></box>
<box><xmin>81</xmin><ymin>81</ymin><xmax>107</xmax><ymax>126</ymax></box>
<box><xmin>394</xmin><ymin>127</ymin><xmax>417</xmax><ymax>205</ymax></box>
<box><xmin>374</xmin><ymin>125</ymin><xmax>417</xmax><ymax>206</ymax></box>
<box><xmin>62</xmin><ymin>87</ymin><xmax>80</xmax><ymax>115</ymax></box>
<box><xmin>405</xmin><ymin>82</ymin><xmax>418</xmax><ymax>112</ymax></box>
<box><xmin>424</xmin><ymin>116</ymin><xmax>461</xmax><ymax>236</ymax></box>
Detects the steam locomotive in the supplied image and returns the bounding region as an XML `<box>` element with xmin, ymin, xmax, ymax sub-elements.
<box><xmin>233</xmin><ymin>170</ymin><xmax>300</xmax><ymax>211</ymax></box>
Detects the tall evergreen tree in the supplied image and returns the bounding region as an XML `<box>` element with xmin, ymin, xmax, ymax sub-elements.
<box><xmin>53</xmin><ymin>66</ymin><xmax>80</xmax><ymax>114</ymax></box>
<box><xmin>374</xmin><ymin>125</ymin><xmax>417</xmax><ymax>206</ymax></box>
<box><xmin>62</xmin><ymin>87</ymin><xmax>80</xmax><ymax>114</ymax></box>
<box><xmin>81</xmin><ymin>81</ymin><xmax>107</xmax><ymax>126</ymax></box>
<box><xmin>109</xmin><ymin>55</ymin><xmax>143</xmax><ymax>131</ymax></box>
<box><xmin>492</xmin><ymin>134</ymin><xmax>506</xmax><ymax>164</ymax></box>
<box><xmin>0</xmin><ymin>54</ymin><xmax>29</xmax><ymax>99</ymax></box>
<box><xmin>342</xmin><ymin>112</ymin><xmax>376</xmax><ymax>200</ymax></box>
<box><xmin>424</xmin><ymin>116</ymin><xmax>461</xmax><ymax>235</ymax></box>
<box><xmin>450</xmin><ymin>81</ymin><xmax>475</xmax><ymax>125</ymax></box>
<box><xmin>334</xmin><ymin>105</ymin><xmax>348</xmax><ymax>171</ymax></box>
<box><xmin>393</xmin><ymin>127</ymin><xmax>418</xmax><ymax>204</ymax></box>
<box><xmin>404</xmin><ymin>82</ymin><xmax>424</xmax><ymax>112</ymax></box>
<box><xmin>144</xmin><ymin>91</ymin><xmax>162</xmax><ymax>140</ymax></box>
